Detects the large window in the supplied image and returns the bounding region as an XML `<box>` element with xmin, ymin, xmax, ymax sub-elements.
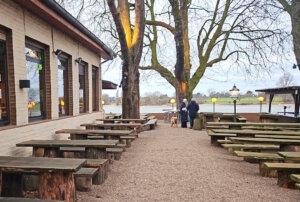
<box><xmin>92</xmin><ymin>67</ymin><xmax>97</xmax><ymax>111</ymax></box>
<box><xmin>25</xmin><ymin>44</ymin><xmax>46</xmax><ymax>120</ymax></box>
<box><xmin>79</xmin><ymin>63</ymin><xmax>86</xmax><ymax>113</ymax></box>
<box><xmin>0</xmin><ymin>40</ymin><xmax>9</xmax><ymax>125</ymax></box>
<box><xmin>58</xmin><ymin>56</ymin><xmax>69</xmax><ymax>116</ymax></box>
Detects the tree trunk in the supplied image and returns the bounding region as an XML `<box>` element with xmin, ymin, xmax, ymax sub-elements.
<box><xmin>291</xmin><ymin>2</ymin><xmax>300</xmax><ymax>67</ymax></box>
<box><xmin>122</xmin><ymin>59</ymin><xmax>140</xmax><ymax>119</ymax></box>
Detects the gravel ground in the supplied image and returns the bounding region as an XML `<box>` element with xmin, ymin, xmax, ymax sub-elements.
<box><xmin>78</xmin><ymin>121</ymin><xmax>300</xmax><ymax>202</ymax></box>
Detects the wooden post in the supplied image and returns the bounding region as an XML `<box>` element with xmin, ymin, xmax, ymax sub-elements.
<box><xmin>294</xmin><ymin>92</ymin><xmax>299</xmax><ymax>117</ymax></box>
<box><xmin>39</xmin><ymin>171</ymin><xmax>75</xmax><ymax>202</ymax></box>
<box><xmin>268</xmin><ymin>94</ymin><xmax>274</xmax><ymax>113</ymax></box>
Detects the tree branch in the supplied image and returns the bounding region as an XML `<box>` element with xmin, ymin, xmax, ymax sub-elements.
<box><xmin>145</xmin><ymin>20</ymin><xmax>175</xmax><ymax>34</ymax></box>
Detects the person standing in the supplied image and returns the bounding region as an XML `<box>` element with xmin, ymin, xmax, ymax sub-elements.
<box><xmin>188</xmin><ymin>98</ymin><xmax>199</xmax><ymax>129</ymax></box>
<box><xmin>180</xmin><ymin>99</ymin><xmax>188</xmax><ymax>128</ymax></box>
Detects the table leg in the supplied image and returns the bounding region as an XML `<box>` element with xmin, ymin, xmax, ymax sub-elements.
<box><xmin>33</xmin><ymin>147</ymin><xmax>45</xmax><ymax>157</ymax></box>
<box><xmin>39</xmin><ymin>171</ymin><xmax>75</xmax><ymax>202</ymax></box>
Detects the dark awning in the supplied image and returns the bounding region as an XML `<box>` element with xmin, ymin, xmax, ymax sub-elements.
<box><xmin>256</xmin><ymin>86</ymin><xmax>300</xmax><ymax>94</ymax></box>
<box><xmin>102</xmin><ymin>80</ymin><xmax>117</xmax><ymax>89</ymax></box>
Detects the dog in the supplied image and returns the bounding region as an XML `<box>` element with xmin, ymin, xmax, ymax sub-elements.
<box><xmin>170</xmin><ymin>116</ymin><xmax>178</xmax><ymax>127</ymax></box>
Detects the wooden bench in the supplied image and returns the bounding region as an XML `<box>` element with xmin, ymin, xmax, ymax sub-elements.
<box><xmin>96</xmin><ymin>118</ymin><xmax>147</xmax><ymax>124</ymax></box>
<box><xmin>74</xmin><ymin>167</ymin><xmax>98</xmax><ymax>192</ymax></box>
<box><xmin>213</xmin><ymin>129</ymin><xmax>300</xmax><ymax>137</ymax></box>
<box><xmin>207</xmin><ymin>130</ymin><xmax>237</xmax><ymax>146</ymax></box>
<box><xmin>86</xmin><ymin>159</ymin><xmax>109</xmax><ymax>185</ymax></box>
<box><xmin>60</xmin><ymin>147</ymin><xmax>86</xmax><ymax>158</ymax></box>
<box><xmin>278</xmin><ymin>152</ymin><xmax>300</xmax><ymax>162</ymax></box>
<box><xmin>56</xmin><ymin>129</ymin><xmax>134</xmax><ymax>140</ymax></box>
<box><xmin>222</xmin><ymin>144</ymin><xmax>280</xmax><ymax>152</ymax></box>
<box><xmin>106</xmin><ymin>148</ymin><xmax>123</xmax><ymax>163</ymax></box>
<box><xmin>229</xmin><ymin>137</ymin><xmax>300</xmax><ymax>151</ymax></box>
<box><xmin>0</xmin><ymin>156</ymin><xmax>85</xmax><ymax>201</ymax></box>
<box><xmin>207</xmin><ymin>122</ymin><xmax>300</xmax><ymax>130</ymax></box>
<box><xmin>144</xmin><ymin>119</ymin><xmax>157</xmax><ymax>130</ymax></box>
<box><xmin>255</xmin><ymin>135</ymin><xmax>300</xmax><ymax>140</ymax></box>
<box><xmin>236</xmin><ymin>117</ymin><xmax>247</xmax><ymax>122</ymax></box>
<box><xmin>120</xmin><ymin>135</ymin><xmax>136</xmax><ymax>147</ymax></box>
<box><xmin>16</xmin><ymin>140</ymin><xmax>118</xmax><ymax>160</ymax></box>
<box><xmin>290</xmin><ymin>174</ymin><xmax>300</xmax><ymax>190</ymax></box>
<box><xmin>234</xmin><ymin>151</ymin><xmax>283</xmax><ymax>177</ymax></box>
<box><xmin>81</xmin><ymin>123</ymin><xmax>142</xmax><ymax>133</ymax></box>
<box><xmin>264</xmin><ymin>162</ymin><xmax>300</xmax><ymax>188</ymax></box>
<box><xmin>217</xmin><ymin>139</ymin><xmax>232</xmax><ymax>144</ymax></box>
<box><xmin>0</xmin><ymin>198</ymin><xmax>61</xmax><ymax>202</ymax></box>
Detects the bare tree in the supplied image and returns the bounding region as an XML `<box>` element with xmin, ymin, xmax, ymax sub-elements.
<box><xmin>273</xmin><ymin>0</ymin><xmax>300</xmax><ymax>68</ymax></box>
<box><xmin>277</xmin><ymin>72</ymin><xmax>295</xmax><ymax>87</ymax></box>
<box><xmin>141</xmin><ymin>0</ymin><xmax>289</xmax><ymax>105</ymax></box>
<box><xmin>57</xmin><ymin>0</ymin><xmax>145</xmax><ymax>118</ymax></box>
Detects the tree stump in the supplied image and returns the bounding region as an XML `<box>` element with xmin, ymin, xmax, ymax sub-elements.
<box><xmin>259</xmin><ymin>160</ymin><xmax>280</xmax><ymax>178</ymax></box>
<box><xmin>39</xmin><ymin>171</ymin><xmax>75</xmax><ymax>201</ymax></box>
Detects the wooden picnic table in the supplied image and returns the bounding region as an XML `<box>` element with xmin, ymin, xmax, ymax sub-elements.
<box><xmin>96</xmin><ymin>118</ymin><xmax>147</xmax><ymax>124</ymax></box>
<box><xmin>207</xmin><ymin>122</ymin><xmax>300</xmax><ymax>130</ymax></box>
<box><xmin>212</xmin><ymin>129</ymin><xmax>300</xmax><ymax>137</ymax></box>
<box><xmin>56</xmin><ymin>129</ymin><xmax>135</xmax><ymax>140</ymax></box>
<box><xmin>229</xmin><ymin>137</ymin><xmax>300</xmax><ymax>145</ymax></box>
<box><xmin>0</xmin><ymin>156</ymin><xmax>85</xmax><ymax>201</ymax></box>
<box><xmin>229</xmin><ymin>137</ymin><xmax>300</xmax><ymax>152</ymax></box>
<box><xmin>81</xmin><ymin>123</ymin><xmax>143</xmax><ymax>132</ymax></box>
<box><xmin>16</xmin><ymin>140</ymin><xmax>118</xmax><ymax>159</ymax></box>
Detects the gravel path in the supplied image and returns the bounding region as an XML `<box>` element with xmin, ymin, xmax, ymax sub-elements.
<box><xmin>78</xmin><ymin>121</ymin><xmax>300</xmax><ymax>202</ymax></box>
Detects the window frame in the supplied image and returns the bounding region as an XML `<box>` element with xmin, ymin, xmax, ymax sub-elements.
<box><xmin>25</xmin><ymin>43</ymin><xmax>46</xmax><ymax>121</ymax></box>
<box><xmin>78</xmin><ymin>62</ymin><xmax>87</xmax><ymax>113</ymax></box>
<box><xmin>92</xmin><ymin>66</ymin><xmax>98</xmax><ymax>112</ymax></box>
<box><xmin>0</xmin><ymin>39</ymin><xmax>10</xmax><ymax>126</ymax></box>
<box><xmin>57</xmin><ymin>54</ymin><xmax>69</xmax><ymax>117</ymax></box>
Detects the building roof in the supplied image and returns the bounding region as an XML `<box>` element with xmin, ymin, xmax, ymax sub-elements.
<box><xmin>14</xmin><ymin>0</ymin><xmax>115</xmax><ymax>60</ymax></box>
<box><xmin>256</xmin><ymin>86</ymin><xmax>300</xmax><ymax>94</ymax></box>
<box><xmin>102</xmin><ymin>80</ymin><xmax>118</xmax><ymax>89</ymax></box>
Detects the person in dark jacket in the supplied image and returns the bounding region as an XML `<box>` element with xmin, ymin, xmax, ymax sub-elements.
<box><xmin>180</xmin><ymin>99</ymin><xmax>188</xmax><ymax>128</ymax></box>
<box><xmin>187</xmin><ymin>98</ymin><xmax>199</xmax><ymax>129</ymax></box>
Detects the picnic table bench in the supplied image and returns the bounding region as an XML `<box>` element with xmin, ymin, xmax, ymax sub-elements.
<box><xmin>290</xmin><ymin>174</ymin><xmax>300</xmax><ymax>190</ymax></box>
<box><xmin>0</xmin><ymin>156</ymin><xmax>85</xmax><ymax>201</ymax></box>
<box><xmin>278</xmin><ymin>152</ymin><xmax>300</xmax><ymax>162</ymax></box>
<box><xmin>0</xmin><ymin>198</ymin><xmax>61</xmax><ymax>201</ymax></box>
<box><xmin>233</xmin><ymin>151</ymin><xmax>283</xmax><ymax>177</ymax></box>
<box><xmin>221</xmin><ymin>144</ymin><xmax>280</xmax><ymax>151</ymax></box>
<box><xmin>144</xmin><ymin>119</ymin><xmax>158</xmax><ymax>130</ymax></box>
<box><xmin>207</xmin><ymin>130</ymin><xmax>237</xmax><ymax>146</ymax></box>
<box><xmin>81</xmin><ymin>123</ymin><xmax>142</xmax><ymax>132</ymax></box>
<box><xmin>16</xmin><ymin>140</ymin><xmax>118</xmax><ymax>160</ymax></box>
<box><xmin>56</xmin><ymin>129</ymin><xmax>136</xmax><ymax>147</ymax></box>
<box><xmin>207</xmin><ymin>122</ymin><xmax>300</xmax><ymax>130</ymax></box>
<box><xmin>264</xmin><ymin>162</ymin><xmax>300</xmax><ymax>188</ymax></box>
<box><xmin>212</xmin><ymin>129</ymin><xmax>300</xmax><ymax>137</ymax></box>
<box><xmin>96</xmin><ymin>118</ymin><xmax>147</xmax><ymax>124</ymax></box>
<box><xmin>229</xmin><ymin>137</ymin><xmax>300</xmax><ymax>152</ymax></box>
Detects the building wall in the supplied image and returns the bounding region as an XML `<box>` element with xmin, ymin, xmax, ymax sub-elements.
<box><xmin>0</xmin><ymin>0</ymin><xmax>105</xmax><ymax>156</ymax></box>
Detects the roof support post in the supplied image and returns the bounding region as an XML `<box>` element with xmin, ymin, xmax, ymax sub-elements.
<box><xmin>295</xmin><ymin>90</ymin><xmax>299</xmax><ymax>117</ymax></box>
<box><xmin>268</xmin><ymin>94</ymin><xmax>274</xmax><ymax>113</ymax></box>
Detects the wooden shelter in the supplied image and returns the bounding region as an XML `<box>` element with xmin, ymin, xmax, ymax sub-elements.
<box><xmin>256</xmin><ymin>86</ymin><xmax>300</xmax><ymax>117</ymax></box>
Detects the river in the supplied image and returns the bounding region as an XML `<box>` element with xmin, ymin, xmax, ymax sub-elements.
<box><xmin>104</xmin><ymin>103</ymin><xmax>295</xmax><ymax>114</ymax></box>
